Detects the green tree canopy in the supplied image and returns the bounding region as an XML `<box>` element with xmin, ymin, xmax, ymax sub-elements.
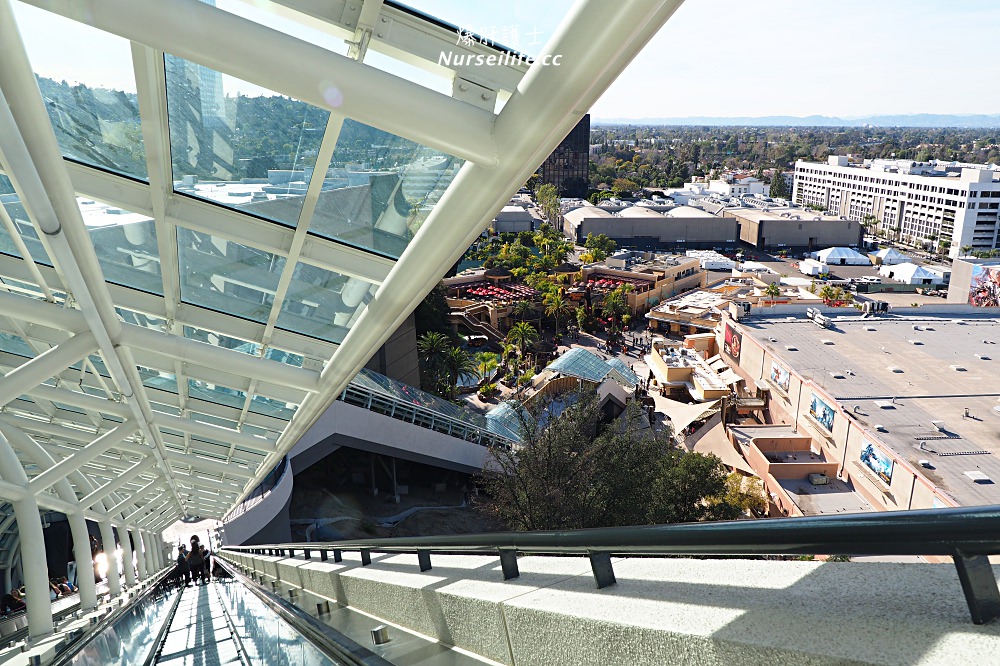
<box><xmin>479</xmin><ymin>389</ymin><xmax>750</xmax><ymax>530</ymax></box>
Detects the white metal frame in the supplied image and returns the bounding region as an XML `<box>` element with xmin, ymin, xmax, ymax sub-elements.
<box><xmin>0</xmin><ymin>0</ymin><xmax>685</xmax><ymax>638</ymax></box>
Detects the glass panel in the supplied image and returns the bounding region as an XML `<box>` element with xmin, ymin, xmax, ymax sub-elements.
<box><xmin>80</xmin><ymin>198</ymin><xmax>163</xmax><ymax>294</ymax></box>
<box><xmin>138</xmin><ymin>366</ymin><xmax>178</xmax><ymax>393</ymax></box>
<box><xmin>265</xmin><ymin>347</ymin><xmax>303</xmax><ymax>367</ymax></box>
<box><xmin>165</xmin><ymin>57</ymin><xmax>329</xmax><ymax>227</ymax></box>
<box><xmin>0</xmin><ymin>332</ymin><xmax>34</xmax><ymax>358</ymax></box>
<box><xmin>13</xmin><ymin>3</ymin><xmax>146</xmax><ymax>179</ymax></box>
<box><xmin>308</xmin><ymin>119</ymin><xmax>461</xmax><ymax>257</ymax></box>
<box><xmin>187</xmin><ymin>379</ymin><xmax>247</xmax><ymax>411</ymax></box>
<box><xmin>189</xmin><ymin>411</ymin><xmax>238</xmax><ymax>430</ymax></box>
<box><xmin>0</xmin><ymin>178</ymin><xmax>53</xmax><ymax>265</ymax></box>
<box><xmin>183</xmin><ymin>325</ymin><xmax>259</xmax><ymax>355</ymax></box>
<box><xmin>215</xmin><ymin>0</ymin><xmax>348</xmax><ymax>53</ymax></box>
<box><xmin>274</xmin><ymin>263</ymin><xmax>361</xmax><ymax>344</ymax></box>
<box><xmin>248</xmin><ymin>395</ymin><xmax>297</xmax><ymax>421</ymax></box>
<box><xmin>115</xmin><ymin>307</ymin><xmax>167</xmax><ymax>329</ymax></box>
<box><xmin>177</xmin><ymin>227</ymin><xmax>286</xmax><ymax>324</ymax></box>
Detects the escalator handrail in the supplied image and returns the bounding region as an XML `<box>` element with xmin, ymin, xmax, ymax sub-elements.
<box><xmin>49</xmin><ymin>569</ymin><xmax>173</xmax><ymax>666</ymax></box>
<box><xmin>215</xmin><ymin>559</ymin><xmax>392</xmax><ymax>666</ymax></box>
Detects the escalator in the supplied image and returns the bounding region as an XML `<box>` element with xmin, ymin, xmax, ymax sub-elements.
<box><xmin>51</xmin><ymin>563</ymin><xmax>391</xmax><ymax>666</ymax></box>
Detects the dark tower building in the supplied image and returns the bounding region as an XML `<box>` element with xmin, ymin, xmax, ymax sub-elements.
<box><xmin>538</xmin><ymin>114</ymin><xmax>590</xmax><ymax>198</ymax></box>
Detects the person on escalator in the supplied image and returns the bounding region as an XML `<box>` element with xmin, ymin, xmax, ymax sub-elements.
<box><xmin>1</xmin><ymin>588</ymin><xmax>24</xmax><ymax>615</ymax></box>
<box><xmin>175</xmin><ymin>544</ymin><xmax>191</xmax><ymax>588</ymax></box>
<box><xmin>186</xmin><ymin>535</ymin><xmax>208</xmax><ymax>585</ymax></box>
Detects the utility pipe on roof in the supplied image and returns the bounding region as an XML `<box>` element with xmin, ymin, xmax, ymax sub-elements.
<box><xmin>229</xmin><ymin>0</ymin><xmax>689</xmax><ymax>506</ymax></box>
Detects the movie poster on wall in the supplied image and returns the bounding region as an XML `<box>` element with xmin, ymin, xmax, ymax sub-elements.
<box><xmin>723</xmin><ymin>323</ymin><xmax>742</xmax><ymax>362</ymax></box>
<box><xmin>769</xmin><ymin>360</ymin><xmax>791</xmax><ymax>392</ymax></box>
<box><xmin>809</xmin><ymin>392</ymin><xmax>835</xmax><ymax>432</ymax></box>
<box><xmin>968</xmin><ymin>264</ymin><xmax>1000</xmax><ymax>307</ymax></box>
<box><xmin>860</xmin><ymin>439</ymin><xmax>894</xmax><ymax>485</ymax></box>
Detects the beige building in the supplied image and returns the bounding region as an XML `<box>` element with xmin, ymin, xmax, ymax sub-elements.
<box><xmin>561</xmin><ymin>202</ymin><xmax>739</xmax><ymax>250</ymax></box>
<box><xmin>717</xmin><ymin>306</ymin><xmax>1000</xmax><ymax>516</ymax></box>
<box><xmin>726</xmin><ymin>208</ymin><xmax>863</xmax><ymax>252</ymax></box>
<box><xmin>578</xmin><ymin>252</ymin><xmax>706</xmax><ymax>315</ymax></box>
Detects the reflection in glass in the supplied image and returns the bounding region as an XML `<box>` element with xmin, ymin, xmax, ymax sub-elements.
<box><xmin>177</xmin><ymin>227</ymin><xmax>285</xmax><ymax>324</ymax></box>
<box><xmin>0</xmin><ymin>177</ymin><xmax>52</xmax><ymax>265</ymax></box>
<box><xmin>307</xmin><ymin>119</ymin><xmax>461</xmax><ymax>257</ymax></box>
<box><xmin>165</xmin><ymin>57</ymin><xmax>329</xmax><ymax>227</ymax></box>
<box><xmin>81</xmin><ymin>198</ymin><xmax>162</xmax><ymax>294</ymax></box>
<box><xmin>275</xmin><ymin>263</ymin><xmax>367</xmax><ymax>344</ymax></box>
<box><xmin>15</xmin><ymin>3</ymin><xmax>147</xmax><ymax>179</ymax></box>
<box><xmin>188</xmin><ymin>378</ymin><xmax>246</xmax><ymax>411</ymax></box>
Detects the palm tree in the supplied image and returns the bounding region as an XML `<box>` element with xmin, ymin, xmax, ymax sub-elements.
<box><xmin>443</xmin><ymin>346</ymin><xmax>477</xmax><ymax>399</ymax></box>
<box><xmin>511</xmin><ymin>300</ymin><xmax>536</xmax><ymax>323</ymax></box>
<box><xmin>506</xmin><ymin>321</ymin><xmax>539</xmax><ymax>359</ymax></box>
<box><xmin>601</xmin><ymin>289</ymin><xmax>629</xmax><ymax>336</ymax></box>
<box><xmin>474</xmin><ymin>352</ymin><xmax>499</xmax><ymax>387</ymax></box>
<box><xmin>417</xmin><ymin>331</ymin><xmax>450</xmax><ymax>393</ymax></box>
<box><xmin>764</xmin><ymin>282</ymin><xmax>781</xmax><ymax>299</ymax></box>
<box><xmin>544</xmin><ymin>293</ymin><xmax>573</xmax><ymax>337</ymax></box>
<box><xmin>960</xmin><ymin>245</ymin><xmax>973</xmax><ymax>257</ymax></box>
<box><xmin>817</xmin><ymin>284</ymin><xmax>836</xmax><ymax>303</ymax></box>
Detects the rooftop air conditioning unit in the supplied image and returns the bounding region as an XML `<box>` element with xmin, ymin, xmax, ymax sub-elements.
<box><xmin>808</xmin><ymin>473</ymin><xmax>829</xmax><ymax>485</ymax></box>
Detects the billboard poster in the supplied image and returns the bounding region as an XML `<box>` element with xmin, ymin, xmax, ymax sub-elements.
<box><xmin>809</xmin><ymin>392</ymin><xmax>835</xmax><ymax>432</ymax></box>
<box><xmin>860</xmin><ymin>439</ymin><xmax>894</xmax><ymax>485</ymax></box>
<box><xmin>968</xmin><ymin>264</ymin><xmax>1000</xmax><ymax>307</ymax></box>
<box><xmin>723</xmin><ymin>323</ymin><xmax>742</xmax><ymax>362</ymax></box>
<box><xmin>769</xmin><ymin>360</ymin><xmax>791</xmax><ymax>392</ymax></box>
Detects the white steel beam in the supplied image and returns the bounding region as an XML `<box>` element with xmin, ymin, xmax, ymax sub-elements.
<box><xmin>78</xmin><ymin>457</ymin><xmax>158</xmax><ymax>510</ymax></box>
<box><xmin>28</xmin><ymin>424</ymin><xmax>136</xmax><ymax>495</ymax></box>
<box><xmin>231</xmin><ymin>0</ymin><xmax>689</xmax><ymax>503</ymax></box>
<box><xmin>0</xmin><ymin>332</ymin><xmax>97</xmax><ymax>408</ymax></box>
<box><xmin>24</xmin><ymin>0</ymin><xmax>498</xmax><ymax>166</ymax></box>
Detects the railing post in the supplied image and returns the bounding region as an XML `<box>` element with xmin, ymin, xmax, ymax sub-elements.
<box><xmin>588</xmin><ymin>551</ymin><xmax>616</xmax><ymax>589</ymax></box>
<box><xmin>320</xmin><ymin>549</ymin><xmax>328</xmax><ymax>562</ymax></box>
<box><xmin>953</xmin><ymin>553</ymin><xmax>1000</xmax><ymax>625</ymax></box>
<box><xmin>417</xmin><ymin>550</ymin><xmax>432</xmax><ymax>572</ymax></box>
<box><xmin>360</xmin><ymin>549</ymin><xmax>371</xmax><ymax>566</ymax></box>
<box><xmin>499</xmin><ymin>549</ymin><xmax>519</xmax><ymax>580</ymax></box>
<box><xmin>333</xmin><ymin>550</ymin><xmax>343</xmax><ymax>563</ymax></box>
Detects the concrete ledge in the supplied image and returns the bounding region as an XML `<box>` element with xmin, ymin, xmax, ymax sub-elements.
<box><xmin>222</xmin><ymin>551</ymin><xmax>1000</xmax><ymax>665</ymax></box>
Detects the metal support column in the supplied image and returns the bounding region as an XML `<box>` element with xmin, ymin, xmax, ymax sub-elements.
<box><xmin>98</xmin><ymin>519</ymin><xmax>122</xmax><ymax>597</ymax></box>
<box><xmin>0</xmin><ymin>432</ymin><xmax>53</xmax><ymax>638</ymax></box>
<box><xmin>142</xmin><ymin>530</ymin><xmax>156</xmax><ymax>574</ymax></box>
<box><xmin>120</xmin><ymin>528</ymin><xmax>137</xmax><ymax>587</ymax></box>
<box><xmin>132</xmin><ymin>529</ymin><xmax>148</xmax><ymax>580</ymax></box>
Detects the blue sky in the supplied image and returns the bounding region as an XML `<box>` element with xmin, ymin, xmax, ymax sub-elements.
<box><xmin>12</xmin><ymin>0</ymin><xmax>1000</xmax><ymax>119</ymax></box>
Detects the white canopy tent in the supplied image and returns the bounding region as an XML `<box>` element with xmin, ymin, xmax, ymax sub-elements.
<box><xmin>811</xmin><ymin>247</ymin><xmax>871</xmax><ymax>266</ymax></box>
<box><xmin>878</xmin><ymin>262</ymin><xmax>944</xmax><ymax>285</ymax></box>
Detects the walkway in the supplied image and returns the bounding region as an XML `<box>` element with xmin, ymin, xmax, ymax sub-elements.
<box><xmin>154</xmin><ymin>582</ymin><xmax>241</xmax><ymax>666</ymax></box>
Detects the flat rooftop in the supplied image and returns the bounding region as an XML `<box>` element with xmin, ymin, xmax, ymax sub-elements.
<box><xmin>739</xmin><ymin>309</ymin><xmax>1000</xmax><ymax>506</ymax></box>
<box><xmin>777</xmin><ymin>476</ymin><xmax>874</xmax><ymax>515</ymax></box>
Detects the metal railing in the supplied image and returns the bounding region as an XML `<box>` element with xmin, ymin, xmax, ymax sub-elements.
<box><xmin>224</xmin><ymin>504</ymin><xmax>1000</xmax><ymax>625</ymax></box>
<box><xmin>337</xmin><ymin>384</ymin><xmax>516</xmax><ymax>449</ymax></box>
<box><xmin>224</xmin><ymin>455</ymin><xmax>288</xmax><ymax>522</ymax></box>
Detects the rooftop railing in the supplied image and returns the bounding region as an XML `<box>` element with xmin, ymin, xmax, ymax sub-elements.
<box><xmin>224</xmin><ymin>504</ymin><xmax>1000</xmax><ymax>625</ymax></box>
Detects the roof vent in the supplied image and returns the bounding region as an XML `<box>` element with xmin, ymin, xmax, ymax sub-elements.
<box><xmin>865</xmin><ymin>326</ymin><xmax>877</xmax><ymax>332</ymax></box>
<box><xmin>784</xmin><ymin>345</ymin><xmax>798</xmax><ymax>351</ymax></box>
<box><xmin>964</xmin><ymin>471</ymin><xmax>992</xmax><ymax>484</ymax></box>
<box><xmin>974</xmin><ymin>354</ymin><xmax>991</xmax><ymax>360</ymax></box>
<box><xmin>875</xmin><ymin>424</ymin><xmax>887</xmax><ymax>432</ymax></box>
<box><xmin>951</xmin><ymin>365</ymin><xmax>966</xmax><ymax>371</ymax></box>
<box><xmin>887</xmin><ymin>366</ymin><xmax>903</xmax><ymax>373</ymax></box>
<box><xmin>821</xmin><ymin>339</ymin><xmax>834</xmax><ymax>345</ymax></box>
<box><xmin>908</xmin><ymin>340</ymin><xmax>923</xmax><ymax>345</ymax></box>
<box><xmin>931</xmin><ymin>420</ymin><xmax>946</xmax><ymax>431</ymax></box>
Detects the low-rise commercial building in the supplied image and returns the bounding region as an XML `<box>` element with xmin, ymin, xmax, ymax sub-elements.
<box><xmin>727</xmin><ymin>208</ymin><xmax>863</xmax><ymax>252</ymax></box>
<box><xmin>717</xmin><ymin>306</ymin><xmax>1000</xmax><ymax>515</ymax></box>
<box><xmin>561</xmin><ymin>202</ymin><xmax>738</xmax><ymax>250</ymax></box>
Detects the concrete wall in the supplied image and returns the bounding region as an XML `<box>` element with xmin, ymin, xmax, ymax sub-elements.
<box><xmin>364</xmin><ymin>314</ymin><xmax>420</xmax><ymax>387</ymax></box>
<box><xmin>223</xmin><ymin>549</ymin><xmax>1000</xmax><ymax>666</ymax></box>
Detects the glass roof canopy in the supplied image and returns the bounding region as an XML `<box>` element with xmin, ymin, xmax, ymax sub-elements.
<box><xmin>0</xmin><ymin>0</ymin><xmax>683</xmax><ymax>533</ymax></box>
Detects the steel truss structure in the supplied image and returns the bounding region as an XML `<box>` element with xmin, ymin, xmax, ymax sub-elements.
<box><xmin>0</xmin><ymin>0</ymin><xmax>684</xmax><ymax>637</ymax></box>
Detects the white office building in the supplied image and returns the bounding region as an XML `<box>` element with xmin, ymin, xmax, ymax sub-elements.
<box><xmin>793</xmin><ymin>156</ymin><xmax>1000</xmax><ymax>257</ymax></box>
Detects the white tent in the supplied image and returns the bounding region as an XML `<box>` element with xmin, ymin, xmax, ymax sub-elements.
<box><xmin>878</xmin><ymin>262</ymin><xmax>944</xmax><ymax>285</ymax></box>
<box><xmin>872</xmin><ymin>247</ymin><xmax>911</xmax><ymax>265</ymax></box>
<box><xmin>811</xmin><ymin>247</ymin><xmax>871</xmax><ymax>266</ymax></box>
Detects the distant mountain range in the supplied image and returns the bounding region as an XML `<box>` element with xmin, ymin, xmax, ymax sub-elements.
<box><xmin>592</xmin><ymin>114</ymin><xmax>1000</xmax><ymax>128</ymax></box>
